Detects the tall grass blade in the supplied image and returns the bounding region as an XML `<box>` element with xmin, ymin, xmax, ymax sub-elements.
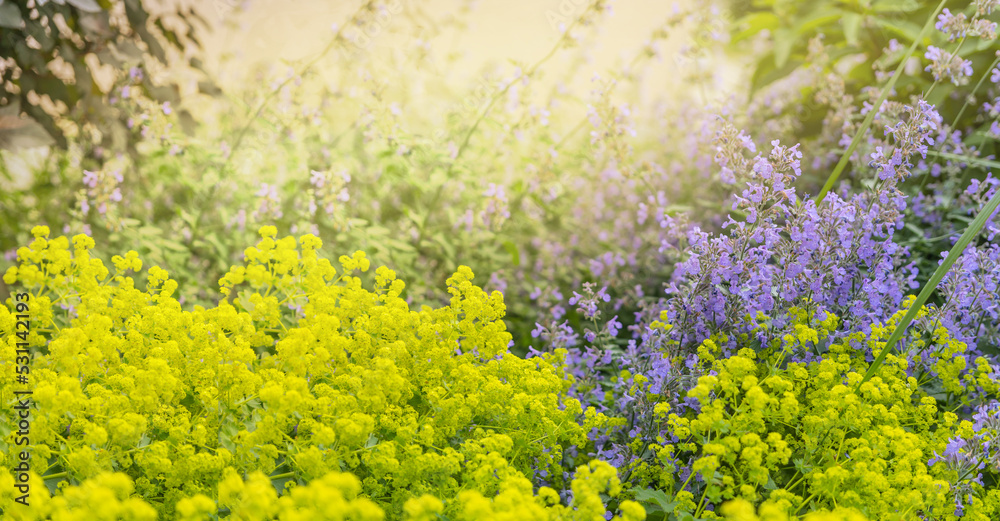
<box><xmin>924</xmin><ymin>150</ymin><xmax>1000</xmax><ymax>171</ymax></box>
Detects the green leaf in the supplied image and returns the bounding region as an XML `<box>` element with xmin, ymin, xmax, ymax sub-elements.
<box><xmin>842</xmin><ymin>13</ymin><xmax>862</xmax><ymax>46</ymax></box>
<box><xmin>429</xmin><ymin>233</ymin><xmax>457</xmax><ymax>264</ymax></box>
<box><xmin>178</xmin><ymin>109</ymin><xmax>197</xmax><ymax>135</ymax></box>
<box><xmin>382</xmin><ymin>237</ymin><xmax>416</xmax><ymax>254</ymax></box>
<box><xmin>773</xmin><ymin>28</ymin><xmax>796</xmax><ymax>69</ymax></box>
<box><xmin>0</xmin><ymin>101</ymin><xmax>56</xmax><ymax>151</ymax></box>
<box><xmin>23</xmin><ymin>17</ymin><xmax>54</xmax><ymax>51</ymax></box>
<box><xmin>198</xmin><ymin>80</ymin><xmax>222</xmax><ymax>96</ymax></box>
<box><xmin>503</xmin><ymin>240</ymin><xmax>520</xmax><ymax>267</ymax></box>
<box><xmin>925</xmin><ymin>150</ymin><xmax>1000</xmax><ymax>171</ymax></box>
<box><xmin>68</xmin><ymin>0</ymin><xmax>103</xmax><ymax>13</ymax></box>
<box><xmin>904</xmin><ymin>222</ymin><xmax>927</xmax><ymax>240</ymax></box>
<box><xmin>236</xmin><ymin>289</ymin><xmax>255</xmax><ymax>313</ymax></box>
<box><xmin>732</xmin><ymin>11</ymin><xmax>780</xmax><ymax>43</ymax></box>
<box><xmin>633</xmin><ymin>488</ymin><xmax>675</xmax><ymax>512</ymax></box>
<box><xmin>179</xmin><ymin>209</ymin><xmax>198</xmax><ymax>228</ymax></box>
<box><xmin>751</xmin><ymin>57</ymin><xmax>803</xmax><ymax>97</ymax></box>
<box><xmin>44</xmin><ymin>473</ymin><xmax>68</xmax><ymax>497</ymax></box>
<box><xmin>19</xmin><ymin>98</ymin><xmax>66</xmax><ymax>148</ymax></box>
<box><xmin>872</xmin><ymin>17</ymin><xmax>922</xmax><ymax>43</ymax></box>
<box><xmin>114</xmin><ymin>40</ymin><xmax>144</xmax><ymax>61</ymax></box>
<box><xmin>871</xmin><ymin>0</ymin><xmax>921</xmax><ymax>12</ymax></box>
<box><xmin>794</xmin><ymin>9</ymin><xmax>842</xmax><ymax>36</ymax></box>
<box><xmin>662</xmin><ymin>204</ymin><xmax>692</xmax><ymax>216</ymax></box>
<box><xmin>0</xmin><ymin>0</ymin><xmax>23</xmax><ymax>29</ymax></box>
<box><xmin>160</xmin><ymin>239</ymin><xmax>189</xmax><ymax>253</ymax></box>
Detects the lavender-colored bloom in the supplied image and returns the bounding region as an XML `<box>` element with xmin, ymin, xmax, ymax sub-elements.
<box><xmin>979</xmin><ymin>0</ymin><xmax>1000</xmax><ymax>15</ymax></box>
<box><xmin>83</xmin><ymin>170</ymin><xmax>99</xmax><ymax>188</ymax></box>
<box><xmin>310</xmin><ymin>169</ymin><xmax>326</xmax><ymax>188</ymax></box>
<box><xmin>929</xmin><ymin>402</ymin><xmax>1000</xmax><ymax>514</ymax></box>
<box><xmin>935</xmin><ymin>9</ymin><xmax>968</xmax><ymax>41</ymax></box>
<box><xmin>925</xmin><ymin>46</ymin><xmax>974</xmax><ymax>85</ymax></box>
<box><xmin>606</xmin><ymin>315</ymin><xmax>623</xmax><ymax>336</ymax></box>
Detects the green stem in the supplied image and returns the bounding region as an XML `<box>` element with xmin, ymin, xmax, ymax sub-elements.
<box><xmin>794</xmin><ymin>492</ymin><xmax>818</xmax><ymax>515</ymax></box>
<box><xmin>925</xmin><ymin>150</ymin><xmax>1000</xmax><ymax>170</ymax></box>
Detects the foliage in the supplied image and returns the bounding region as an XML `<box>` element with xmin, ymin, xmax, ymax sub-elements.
<box><xmin>0</xmin><ymin>0</ymin><xmax>213</xmax><ymax>152</ymax></box>
<box><xmin>728</xmin><ymin>0</ymin><xmax>998</xmax><ymax>109</ymax></box>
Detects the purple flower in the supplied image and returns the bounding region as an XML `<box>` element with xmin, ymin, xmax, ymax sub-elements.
<box><xmin>935</xmin><ymin>9</ymin><xmax>968</xmax><ymax>41</ymax></box>
<box><xmin>606</xmin><ymin>315</ymin><xmax>623</xmax><ymax>336</ymax></box>
<box><xmin>925</xmin><ymin>46</ymin><xmax>974</xmax><ymax>85</ymax></box>
<box><xmin>83</xmin><ymin>170</ymin><xmax>99</xmax><ymax>188</ymax></box>
<box><xmin>531</xmin><ymin>323</ymin><xmax>545</xmax><ymax>338</ymax></box>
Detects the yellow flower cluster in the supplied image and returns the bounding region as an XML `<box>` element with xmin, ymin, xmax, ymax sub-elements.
<box><xmin>0</xmin><ymin>471</ymin><xmax>156</xmax><ymax>521</ymax></box>
<box><xmin>719</xmin><ymin>498</ymin><xmax>868</xmax><ymax>521</ymax></box>
<box><xmin>656</xmin><ymin>306</ymin><xmax>1000</xmax><ymax>520</ymax></box>
<box><xmin>0</xmin><ymin>227</ymin><xmax>636</xmax><ymax>519</ymax></box>
<box><xmin>0</xmin><ymin>461</ymin><xmax>644</xmax><ymax>521</ymax></box>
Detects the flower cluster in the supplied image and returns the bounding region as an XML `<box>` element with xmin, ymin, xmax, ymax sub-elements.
<box><xmin>638</xmin><ymin>304</ymin><xmax>1000</xmax><ymax>519</ymax></box>
<box><xmin>935</xmin><ymin>7</ymin><xmax>998</xmax><ymax>41</ymax></box>
<box><xmin>929</xmin><ymin>403</ymin><xmax>1000</xmax><ymax>516</ymax></box>
<box><xmin>925</xmin><ymin>46</ymin><xmax>974</xmax><ymax>85</ymax></box>
<box><xmin>0</xmin><ymin>227</ymin><xmax>642</xmax><ymax>519</ymax></box>
<box><xmin>658</xmin><ymin>104</ymin><xmax>936</xmax><ymax>355</ymax></box>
